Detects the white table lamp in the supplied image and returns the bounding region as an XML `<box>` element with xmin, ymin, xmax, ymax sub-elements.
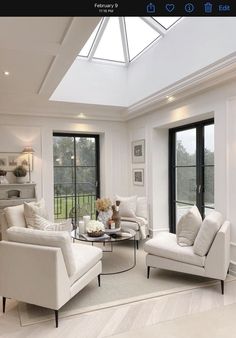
<box><xmin>22</xmin><ymin>146</ymin><xmax>35</xmax><ymax>183</ymax></box>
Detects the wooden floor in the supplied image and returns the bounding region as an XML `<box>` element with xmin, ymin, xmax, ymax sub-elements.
<box><xmin>1</xmin><ymin>278</ymin><xmax>236</xmax><ymax>338</ymax></box>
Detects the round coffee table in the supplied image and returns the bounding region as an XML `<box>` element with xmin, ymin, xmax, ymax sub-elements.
<box><xmin>71</xmin><ymin>228</ymin><xmax>136</xmax><ymax>275</ymax></box>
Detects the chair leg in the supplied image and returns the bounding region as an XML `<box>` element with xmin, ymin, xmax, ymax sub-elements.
<box><xmin>55</xmin><ymin>310</ymin><xmax>59</xmax><ymax>328</ymax></box>
<box><xmin>147</xmin><ymin>266</ymin><xmax>150</xmax><ymax>279</ymax></box>
<box><xmin>136</xmin><ymin>240</ymin><xmax>139</xmax><ymax>250</ymax></box>
<box><xmin>221</xmin><ymin>280</ymin><xmax>224</xmax><ymax>295</ymax></box>
<box><xmin>2</xmin><ymin>297</ymin><xmax>6</xmax><ymax>313</ymax></box>
<box><xmin>98</xmin><ymin>274</ymin><xmax>101</xmax><ymax>287</ymax></box>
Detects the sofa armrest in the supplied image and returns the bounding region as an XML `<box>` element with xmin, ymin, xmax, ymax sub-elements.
<box><xmin>0</xmin><ymin>241</ymin><xmax>70</xmax><ymax>309</ymax></box>
<box><xmin>205</xmin><ymin>221</ymin><xmax>230</xmax><ymax>280</ymax></box>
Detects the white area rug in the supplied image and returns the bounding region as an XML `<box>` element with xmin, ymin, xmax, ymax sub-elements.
<box><xmin>18</xmin><ymin>241</ymin><xmax>234</xmax><ymax>326</ymax></box>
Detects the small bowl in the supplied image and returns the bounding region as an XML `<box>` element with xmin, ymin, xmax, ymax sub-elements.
<box><xmin>87</xmin><ymin>230</ymin><xmax>104</xmax><ymax>237</ymax></box>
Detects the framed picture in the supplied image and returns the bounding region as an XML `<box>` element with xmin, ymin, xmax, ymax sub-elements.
<box><xmin>133</xmin><ymin>168</ymin><xmax>144</xmax><ymax>186</ymax></box>
<box><xmin>0</xmin><ymin>152</ymin><xmax>33</xmax><ymax>171</ymax></box>
<box><xmin>132</xmin><ymin>139</ymin><xmax>145</xmax><ymax>163</ymax></box>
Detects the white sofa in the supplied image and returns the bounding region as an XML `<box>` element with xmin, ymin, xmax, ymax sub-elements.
<box><xmin>144</xmin><ymin>220</ymin><xmax>230</xmax><ymax>294</ymax></box>
<box><xmin>0</xmin><ymin>226</ymin><xmax>102</xmax><ymax>327</ymax></box>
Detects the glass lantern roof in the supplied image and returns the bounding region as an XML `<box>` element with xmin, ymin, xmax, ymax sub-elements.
<box><xmin>79</xmin><ymin>17</ymin><xmax>181</xmax><ymax>64</ymax></box>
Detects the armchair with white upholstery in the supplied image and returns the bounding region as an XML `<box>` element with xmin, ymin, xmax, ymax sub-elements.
<box><xmin>0</xmin><ymin>226</ymin><xmax>102</xmax><ymax>327</ymax></box>
<box><xmin>116</xmin><ymin>196</ymin><xmax>149</xmax><ymax>249</ymax></box>
<box><xmin>144</xmin><ymin>210</ymin><xmax>230</xmax><ymax>294</ymax></box>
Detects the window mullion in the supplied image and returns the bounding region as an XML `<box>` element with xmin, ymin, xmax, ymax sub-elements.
<box><xmin>140</xmin><ymin>17</ymin><xmax>165</xmax><ymax>36</ymax></box>
<box><xmin>196</xmin><ymin>125</ymin><xmax>204</xmax><ymax>217</ymax></box>
<box><xmin>88</xmin><ymin>17</ymin><xmax>109</xmax><ymax>60</ymax></box>
<box><xmin>119</xmin><ymin>18</ymin><xmax>129</xmax><ymax>63</ymax></box>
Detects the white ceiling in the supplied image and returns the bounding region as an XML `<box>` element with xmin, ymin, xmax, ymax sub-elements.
<box><xmin>0</xmin><ymin>17</ymin><xmax>236</xmax><ymax>122</ymax></box>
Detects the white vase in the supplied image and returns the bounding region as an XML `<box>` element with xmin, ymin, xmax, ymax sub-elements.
<box><xmin>98</xmin><ymin>210</ymin><xmax>112</xmax><ymax>227</ymax></box>
<box><xmin>0</xmin><ymin>176</ymin><xmax>8</xmax><ymax>184</ymax></box>
<box><xmin>16</xmin><ymin>176</ymin><xmax>26</xmax><ymax>184</ymax></box>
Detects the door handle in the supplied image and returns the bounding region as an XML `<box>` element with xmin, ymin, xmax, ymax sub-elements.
<box><xmin>198</xmin><ymin>185</ymin><xmax>201</xmax><ymax>194</ymax></box>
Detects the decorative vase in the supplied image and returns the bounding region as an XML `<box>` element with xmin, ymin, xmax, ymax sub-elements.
<box><xmin>98</xmin><ymin>209</ymin><xmax>112</xmax><ymax>227</ymax></box>
<box><xmin>111</xmin><ymin>205</ymin><xmax>121</xmax><ymax>227</ymax></box>
<box><xmin>0</xmin><ymin>176</ymin><xmax>8</xmax><ymax>184</ymax></box>
<box><xmin>15</xmin><ymin>176</ymin><xmax>26</xmax><ymax>184</ymax></box>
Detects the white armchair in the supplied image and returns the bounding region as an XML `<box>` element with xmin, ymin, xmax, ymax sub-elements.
<box><xmin>116</xmin><ymin>195</ymin><xmax>149</xmax><ymax>249</ymax></box>
<box><xmin>144</xmin><ymin>216</ymin><xmax>230</xmax><ymax>294</ymax></box>
<box><xmin>0</xmin><ymin>226</ymin><xmax>102</xmax><ymax>327</ymax></box>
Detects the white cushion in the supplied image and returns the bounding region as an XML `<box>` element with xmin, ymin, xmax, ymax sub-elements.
<box><xmin>4</xmin><ymin>204</ymin><xmax>26</xmax><ymax>228</ymax></box>
<box><xmin>136</xmin><ymin>197</ymin><xmax>148</xmax><ymax>219</ymax></box>
<box><xmin>144</xmin><ymin>232</ymin><xmax>205</xmax><ymax>267</ymax></box>
<box><xmin>121</xmin><ymin>220</ymin><xmax>140</xmax><ymax>231</ymax></box>
<box><xmin>176</xmin><ymin>206</ymin><xmax>202</xmax><ymax>247</ymax></box>
<box><xmin>194</xmin><ymin>211</ymin><xmax>223</xmax><ymax>257</ymax></box>
<box><xmin>115</xmin><ymin>195</ymin><xmax>137</xmax><ymax>218</ymax></box>
<box><xmin>70</xmin><ymin>243</ymin><xmax>102</xmax><ymax>286</ymax></box>
<box><xmin>6</xmin><ymin>226</ymin><xmax>76</xmax><ymax>276</ymax></box>
<box><xmin>34</xmin><ymin>214</ymin><xmax>72</xmax><ymax>233</ymax></box>
<box><xmin>24</xmin><ymin>199</ymin><xmax>48</xmax><ymax>228</ymax></box>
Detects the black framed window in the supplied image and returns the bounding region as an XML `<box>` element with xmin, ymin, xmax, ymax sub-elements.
<box><xmin>169</xmin><ymin>119</ymin><xmax>214</xmax><ymax>232</ymax></box>
<box><xmin>53</xmin><ymin>133</ymin><xmax>100</xmax><ymax>221</ymax></box>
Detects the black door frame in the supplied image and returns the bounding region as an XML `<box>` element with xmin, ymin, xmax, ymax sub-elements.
<box><xmin>53</xmin><ymin>133</ymin><xmax>100</xmax><ymax>218</ymax></box>
<box><xmin>169</xmin><ymin>118</ymin><xmax>214</xmax><ymax>233</ymax></box>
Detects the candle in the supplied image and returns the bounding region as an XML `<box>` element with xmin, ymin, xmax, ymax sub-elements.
<box><xmin>79</xmin><ymin>220</ymin><xmax>85</xmax><ymax>234</ymax></box>
<box><xmin>83</xmin><ymin>215</ymin><xmax>91</xmax><ymax>230</ymax></box>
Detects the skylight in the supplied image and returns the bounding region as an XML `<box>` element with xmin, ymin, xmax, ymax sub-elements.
<box><xmin>79</xmin><ymin>17</ymin><xmax>181</xmax><ymax>64</ymax></box>
<box><xmin>94</xmin><ymin>18</ymin><xmax>125</xmax><ymax>62</ymax></box>
<box><xmin>79</xmin><ymin>21</ymin><xmax>101</xmax><ymax>57</ymax></box>
<box><xmin>153</xmin><ymin>17</ymin><xmax>180</xmax><ymax>29</ymax></box>
<box><xmin>125</xmin><ymin>17</ymin><xmax>160</xmax><ymax>60</ymax></box>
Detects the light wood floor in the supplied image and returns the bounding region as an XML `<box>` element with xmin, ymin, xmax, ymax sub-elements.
<box><xmin>1</xmin><ymin>278</ymin><xmax>236</xmax><ymax>338</ymax></box>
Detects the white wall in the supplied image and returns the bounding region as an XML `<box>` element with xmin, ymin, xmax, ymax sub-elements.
<box><xmin>0</xmin><ymin>115</ymin><xmax>129</xmax><ymax>220</ymax></box>
<box><xmin>226</xmin><ymin>97</ymin><xmax>236</xmax><ymax>272</ymax></box>
<box><xmin>128</xmin><ymin>79</ymin><xmax>236</xmax><ymax>270</ymax></box>
<box><xmin>51</xmin><ymin>57</ymin><xmax>128</xmax><ymax>107</ymax></box>
<box><xmin>128</xmin><ymin>17</ymin><xmax>236</xmax><ymax>105</ymax></box>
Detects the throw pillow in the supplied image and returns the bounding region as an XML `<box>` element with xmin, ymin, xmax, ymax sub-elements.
<box><xmin>176</xmin><ymin>206</ymin><xmax>202</xmax><ymax>247</ymax></box>
<box><xmin>24</xmin><ymin>198</ymin><xmax>48</xmax><ymax>229</ymax></box>
<box><xmin>4</xmin><ymin>204</ymin><xmax>26</xmax><ymax>228</ymax></box>
<box><xmin>194</xmin><ymin>210</ymin><xmax>223</xmax><ymax>256</ymax></box>
<box><xmin>34</xmin><ymin>214</ymin><xmax>72</xmax><ymax>233</ymax></box>
<box><xmin>115</xmin><ymin>195</ymin><xmax>137</xmax><ymax>218</ymax></box>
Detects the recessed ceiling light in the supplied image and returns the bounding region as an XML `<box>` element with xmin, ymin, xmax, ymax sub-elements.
<box><xmin>166</xmin><ymin>96</ymin><xmax>175</xmax><ymax>102</ymax></box>
<box><xmin>78</xmin><ymin>113</ymin><xmax>85</xmax><ymax>118</ymax></box>
<box><xmin>4</xmin><ymin>71</ymin><xmax>10</xmax><ymax>76</ymax></box>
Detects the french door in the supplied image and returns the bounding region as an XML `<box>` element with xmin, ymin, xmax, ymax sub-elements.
<box><xmin>169</xmin><ymin>119</ymin><xmax>214</xmax><ymax>232</ymax></box>
<box><xmin>53</xmin><ymin>133</ymin><xmax>100</xmax><ymax>221</ymax></box>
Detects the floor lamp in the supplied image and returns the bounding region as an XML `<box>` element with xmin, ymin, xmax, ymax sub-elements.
<box><xmin>22</xmin><ymin>146</ymin><xmax>35</xmax><ymax>183</ymax></box>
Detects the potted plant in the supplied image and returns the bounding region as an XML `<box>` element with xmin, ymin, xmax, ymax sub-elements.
<box><xmin>0</xmin><ymin>168</ymin><xmax>8</xmax><ymax>184</ymax></box>
<box><xmin>13</xmin><ymin>165</ymin><xmax>27</xmax><ymax>183</ymax></box>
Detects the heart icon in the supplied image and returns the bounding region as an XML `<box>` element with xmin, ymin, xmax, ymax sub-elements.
<box><xmin>165</xmin><ymin>3</ymin><xmax>175</xmax><ymax>12</ymax></box>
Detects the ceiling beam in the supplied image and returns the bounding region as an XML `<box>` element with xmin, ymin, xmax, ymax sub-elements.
<box><xmin>38</xmin><ymin>17</ymin><xmax>101</xmax><ymax>97</ymax></box>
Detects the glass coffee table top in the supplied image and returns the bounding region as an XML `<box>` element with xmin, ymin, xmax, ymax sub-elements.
<box><xmin>71</xmin><ymin>228</ymin><xmax>136</xmax><ymax>243</ymax></box>
<box><xmin>71</xmin><ymin>228</ymin><xmax>137</xmax><ymax>275</ymax></box>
